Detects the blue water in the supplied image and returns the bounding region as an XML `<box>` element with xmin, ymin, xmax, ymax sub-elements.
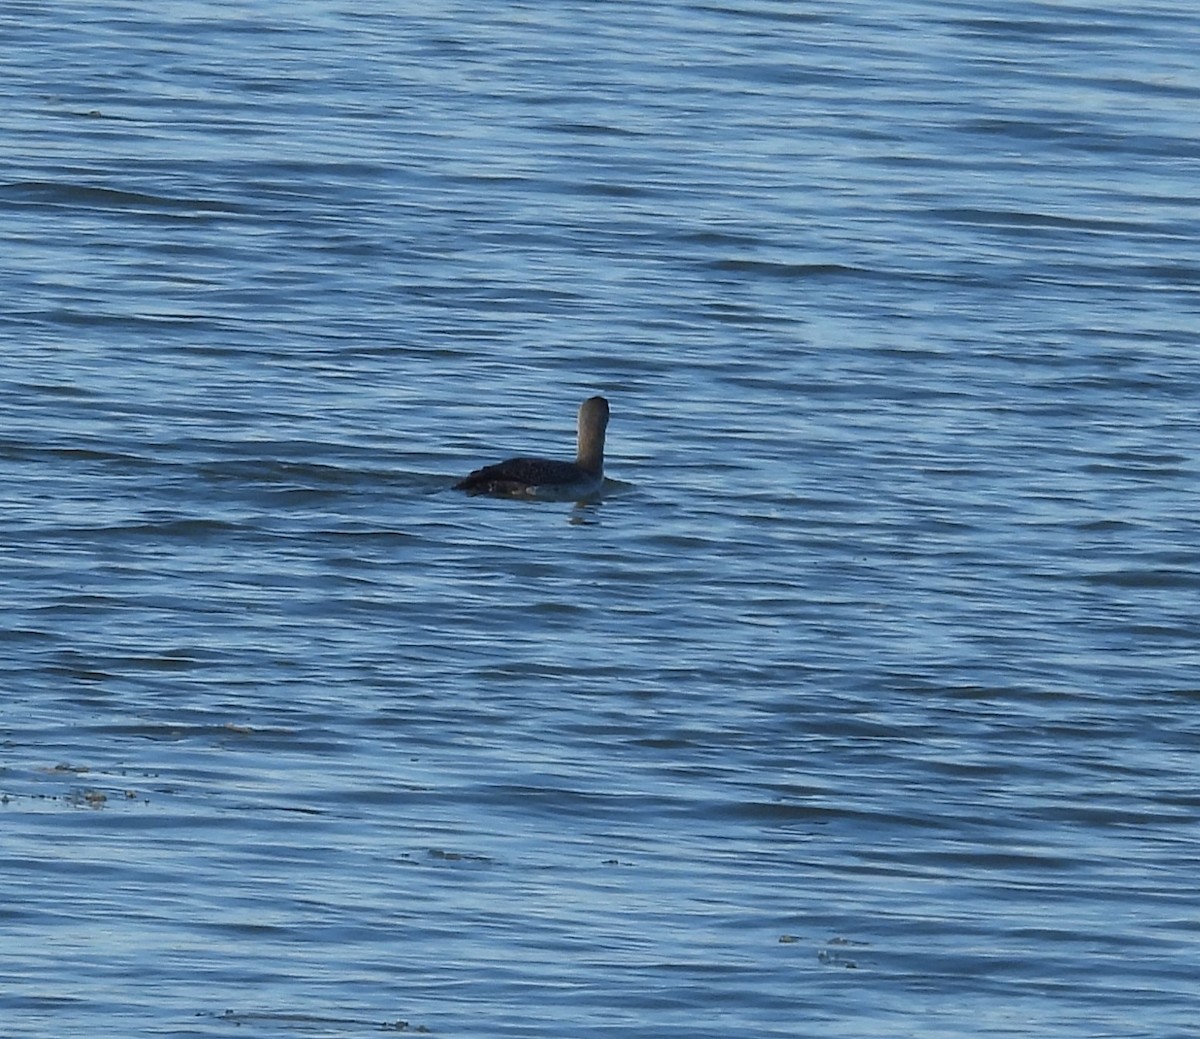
<box><xmin>4</xmin><ymin>2</ymin><xmax>1199</xmax><ymax>1037</ymax></box>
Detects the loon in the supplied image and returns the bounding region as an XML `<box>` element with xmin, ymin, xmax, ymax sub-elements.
<box><xmin>455</xmin><ymin>396</ymin><xmax>610</xmax><ymax>499</ymax></box>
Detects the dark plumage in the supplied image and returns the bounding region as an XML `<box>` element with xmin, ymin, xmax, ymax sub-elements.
<box><xmin>455</xmin><ymin>396</ymin><xmax>610</xmax><ymax>499</ymax></box>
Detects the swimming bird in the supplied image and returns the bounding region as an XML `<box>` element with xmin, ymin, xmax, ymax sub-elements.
<box><xmin>455</xmin><ymin>396</ymin><xmax>610</xmax><ymax>499</ymax></box>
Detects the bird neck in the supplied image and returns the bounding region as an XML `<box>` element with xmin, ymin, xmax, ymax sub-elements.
<box><xmin>576</xmin><ymin>421</ymin><xmax>605</xmax><ymax>473</ymax></box>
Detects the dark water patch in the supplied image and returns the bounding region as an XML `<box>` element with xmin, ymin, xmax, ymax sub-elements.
<box><xmin>29</xmin><ymin>307</ymin><xmax>223</xmax><ymax>330</ymax></box>
<box><xmin>0</xmin><ymin>179</ymin><xmax>242</xmax><ymax>217</ymax></box>
<box><xmin>706</xmin><ymin>258</ymin><xmax>877</xmax><ymax>280</ymax></box>
<box><xmin>926</xmin><ymin>205</ymin><xmax>1169</xmax><ymax>237</ymax></box>
<box><xmin>88</xmin><ymin>517</ymin><xmax>249</xmax><ymax>539</ymax></box>
<box><xmin>1080</xmin><ymin>567</ymin><xmax>1200</xmax><ymax>590</ymax></box>
<box><xmin>12</xmin><ymin>380</ymin><xmax>96</xmax><ymax>399</ymax></box>
<box><xmin>539</xmin><ymin>120</ymin><xmax>649</xmax><ymax>138</ymax></box>
<box><xmin>196</xmin><ymin>1009</ymin><xmax>426</xmax><ymax>1033</ymax></box>
<box><xmin>2</xmin><ymin>435</ymin><xmax>163</xmax><ymax>478</ymax></box>
<box><xmin>947</xmin><ymin>15</ymin><xmax>1154</xmax><ymax>43</ymax></box>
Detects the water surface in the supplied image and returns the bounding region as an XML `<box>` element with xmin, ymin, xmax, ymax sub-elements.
<box><xmin>3</xmin><ymin>2</ymin><xmax>1199</xmax><ymax>1037</ymax></box>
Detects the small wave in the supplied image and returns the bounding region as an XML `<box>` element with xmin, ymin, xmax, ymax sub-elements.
<box><xmin>707</xmin><ymin>258</ymin><xmax>873</xmax><ymax>279</ymax></box>
<box><xmin>0</xmin><ymin>179</ymin><xmax>242</xmax><ymax>217</ymax></box>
